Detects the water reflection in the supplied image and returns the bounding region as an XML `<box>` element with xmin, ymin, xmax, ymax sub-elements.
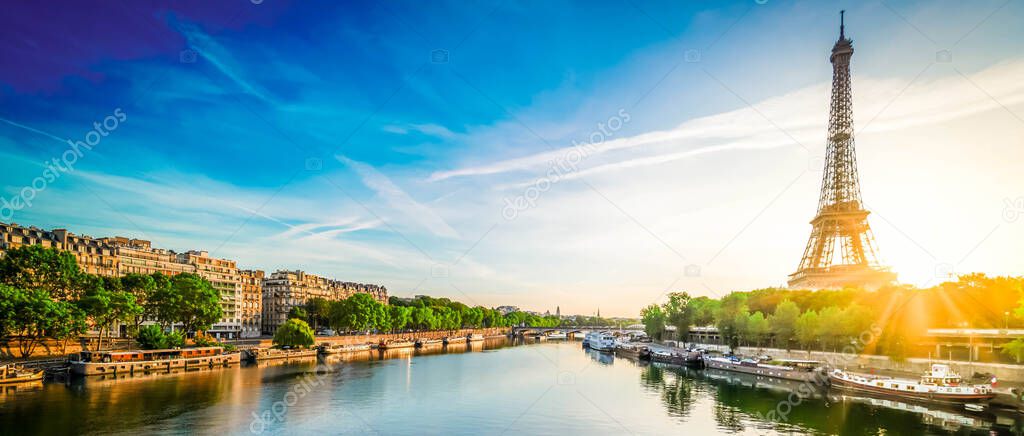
<box><xmin>1</xmin><ymin>340</ymin><xmax>1022</xmax><ymax>435</ymax></box>
<box><xmin>641</xmin><ymin>358</ymin><xmax>1022</xmax><ymax>435</ymax></box>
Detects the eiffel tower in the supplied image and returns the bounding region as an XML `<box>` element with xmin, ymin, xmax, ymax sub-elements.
<box><xmin>788</xmin><ymin>11</ymin><xmax>896</xmax><ymax>290</ymax></box>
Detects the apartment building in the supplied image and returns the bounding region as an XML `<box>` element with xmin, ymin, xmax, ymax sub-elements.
<box><xmin>261</xmin><ymin>270</ymin><xmax>387</xmax><ymax>334</ymax></box>
<box><xmin>239</xmin><ymin>269</ymin><xmax>264</xmax><ymax>338</ymax></box>
<box><xmin>178</xmin><ymin>250</ymin><xmax>242</xmax><ymax>339</ymax></box>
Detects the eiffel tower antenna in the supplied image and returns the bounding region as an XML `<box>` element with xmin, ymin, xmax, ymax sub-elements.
<box><xmin>840</xmin><ymin>10</ymin><xmax>845</xmax><ymax>40</ymax></box>
<box><xmin>788</xmin><ymin>11</ymin><xmax>897</xmax><ymax>290</ymax></box>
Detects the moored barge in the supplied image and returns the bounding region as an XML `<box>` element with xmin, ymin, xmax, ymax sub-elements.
<box><xmin>614</xmin><ymin>343</ymin><xmax>652</xmax><ymax>360</ymax></box>
<box><xmin>829</xmin><ymin>364</ymin><xmax>996</xmax><ymax>405</ymax></box>
<box><xmin>245</xmin><ymin>347</ymin><xmax>319</xmax><ymax>362</ymax></box>
<box><xmin>378</xmin><ymin>340</ymin><xmax>416</xmax><ymax>350</ymax></box>
<box><xmin>703</xmin><ymin>356</ymin><xmax>825</xmax><ymax>382</ymax></box>
<box><xmin>72</xmin><ymin>347</ymin><xmax>240</xmax><ymax>376</ymax></box>
<box><xmin>318</xmin><ymin>343</ymin><xmax>372</xmax><ymax>355</ymax></box>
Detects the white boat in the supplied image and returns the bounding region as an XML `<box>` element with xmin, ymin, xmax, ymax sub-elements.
<box><xmin>467</xmin><ymin>334</ymin><xmax>484</xmax><ymax>342</ymax></box>
<box><xmin>584</xmin><ymin>332</ymin><xmax>615</xmax><ymax>352</ymax></box>
<box><xmin>546</xmin><ymin>331</ymin><xmax>567</xmax><ymax>340</ymax></box>
<box><xmin>829</xmin><ymin>364</ymin><xmax>996</xmax><ymax>404</ymax></box>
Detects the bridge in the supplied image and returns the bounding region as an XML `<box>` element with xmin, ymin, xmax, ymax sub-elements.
<box><xmin>510</xmin><ymin>326</ymin><xmax>643</xmax><ymax>337</ymax></box>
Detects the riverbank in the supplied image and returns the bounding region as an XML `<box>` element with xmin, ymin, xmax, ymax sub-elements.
<box><xmin>2</xmin><ymin>328</ymin><xmax>511</xmax><ymax>363</ymax></box>
<box><xmin>4</xmin><ymin>340</ymin><xmax>1018</xmax><ymax>435</ymax></box>
<box><xmin>229</xmin><ymin>327</ymin><xmax>510</xmax><ymax>349</ymax></box>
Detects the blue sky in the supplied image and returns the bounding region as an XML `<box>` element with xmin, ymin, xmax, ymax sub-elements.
<box><xmin>2</xmin><ymin>0</ymin><xmax>1023</xmax><ymax>316</ymax></box>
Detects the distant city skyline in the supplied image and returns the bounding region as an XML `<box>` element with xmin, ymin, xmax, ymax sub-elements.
<box><xmin>2</xmin><ymin>1</ymin><xmax>1023</xmax><ymax>316</ymax></box>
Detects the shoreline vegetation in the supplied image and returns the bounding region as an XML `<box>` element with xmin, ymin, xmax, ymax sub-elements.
<box><xmin>641</xmin><ymin>275</ymin><xmax>1024</xmax><ymax>363</ymax></box>
<box><xmin>0</xmin><ymin>246</ymin><xmax>628</xmax><ymax>359</ymax></box>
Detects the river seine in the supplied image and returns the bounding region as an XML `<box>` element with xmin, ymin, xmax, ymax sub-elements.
<box><xmin>1</xmin><ymin>338</ymin><xmax>1020</xmax><ymax>435</ymax></box>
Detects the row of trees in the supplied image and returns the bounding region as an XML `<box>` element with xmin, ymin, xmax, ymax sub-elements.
<box><xmin>295</xmin><ymin>294</ymin><xmax>564</xmax><ymax>336</ymax></box>
<box><xmin>641</xmin><ymin>274</ymin><xmax>1024</xmax><ymax>360</ymax></box>
<box><xmin>0</xmin><ymin>246</ymin><xmax>224</xmax><ymax>357</ymax></box>
<box><xmin>271</xmin><ymin>294</ymin><xmax>571</xmax><ymax>348</ymax></box>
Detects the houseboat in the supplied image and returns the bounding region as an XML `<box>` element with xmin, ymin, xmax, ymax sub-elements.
<box><xmin>444</xmin><ymin>336</ymin><xmax>467</xmax><ymax>346</ymax></box>
<box><xmin>414</xmin><ymin>338</ymin><xmax>444</xmax><ymax>348</ymax></box>
<box><xmin>467</xmin><ymin>334</ymin><xmax>485</xmax><ymax>342</ymax></box>
<box><xmin>378</xmin><ymin>339</ymin><xmax>415</xmax><ymax>350</ymax></box>
<box><xmin>72</xmin><ymin>347</ymin><xmax>240</xmax><ymax>376</ymax></box>
<box><xmin>648</xmin><ymin>349</ymin><xmax>701</xmax><ymax>367</ymax></box>
<box><xmin>244</xmin><ymin>347</ymin><xmax>319</xmax><ymax>362</ymax></box>
<box><xmin>703</xmin><ymin>356</ymin><xmax>825</xmax><ymax>382</ymax></box>
<box><xmin>0</xmin><ymin>364</ymin><xmax>44</xmax><ymax>384</ymax></box>
<box><xmin>318</xmin><ymin>343</ymin><xmax>372</xmax><ymax>355</ymax></box>
<box><xmin>614</xmin><ymin>343</ymin><xmax>652</xmax><ymax>360</ymax></box>
<box><xmin>547</xmin><ymin>331</ymin><xmax>567</xmax><ymax>340</ymax></box>
<box><xmin>829</xmin><ymin>364</ymin><xmax>996</xmax><ymax>404</ymax></box>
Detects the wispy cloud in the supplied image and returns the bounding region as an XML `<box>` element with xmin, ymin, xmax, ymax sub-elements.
<box><xmin>337</xmin><ymin>155</ymin><xmax>460</xmax><ymax>239</ymax></box>
<box><xmin>172</xmin><ymin>19</ymin><xmax>273</xmax><ymax>102</ymax></box>
<box><xmin>430</xmin><ymin>58</ymin><xmax>1024</xmax><ymax>185</ymax></box>
<box><xmin>0</xmin><ymin>116</ymin><xmax>68</xmax><ymax>143</ymax></box>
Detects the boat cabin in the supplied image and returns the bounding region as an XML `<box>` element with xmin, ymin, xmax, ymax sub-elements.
<box><xmin>920</xmin><ymin>364</ymin><xmax>962</xmax><ymax>386</ymax></box>
<box><xmin>79</xmin><ymin>347</ymin><xmax>225</xmax><ymax>363</ymax></box>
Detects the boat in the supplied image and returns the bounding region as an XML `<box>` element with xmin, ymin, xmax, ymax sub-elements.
<box><xmin>246</xmin><ymin>347</ymin><xmax>319</xmax><ymax>362</ymax></box>
<box><xmin>318</xmin><ymin>343</ymin><xmax>372</xmax><ymax>355</ymax></box>
<box><xmin>0</xmin><ymin>364</ymin><xmax>44</xmax><ymax>384</ymax></box>
<box><xmin>584</xmin><ymin>332</ymin><xmax>615</xmax><ymax>352</ymax></box>
<box><xmin>703</xmin><ymin>356</ymin><xmax>826</xmax><ymax>382</ymax></box>
<box><xmin>614</xmin><ymin>343</ymin><xmax>651</xmax><ymax>360</ymax></box>
<box><xmin>467</xmin><ymin>334</ymin><xmax>484</xmax><ymax>342</ymax></box>
<box><xmin>414</xmin><ymin>338</ymin><xmax>444</xmax><ymax>348</ymax></box>
<box><xmin>72</xmin><ymin>347</ymin><xmax>240</xmax><ymax>375</ymax></box>
<box><xmin>378</xmin><ymin>340</ymin><xmax>415</xmax><ymax>350</ymax></box>
<box><xmin>829</xmin><ymin>364</ymin><xmax>996</xmax><ymax>404</ymax></box>
<box><xmin>444</xmin><ymin>336</ymin><xmax>466</xmax><ymax>346</ymax></box>
<box><xmin>547</xmin><ymin>331</ymin><xmax>567</xmax><ymax>340</ymax></box>
<box><xmin>647</xmin><ymin>349</ymin><xmax>701</xmax><ymax>367</ymax></box>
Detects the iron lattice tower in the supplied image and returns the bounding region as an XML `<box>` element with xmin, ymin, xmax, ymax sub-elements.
<box><xmin>788</xmin><ymin>11</ymin><xmax>896</xmax><ymax>290</ymax></box>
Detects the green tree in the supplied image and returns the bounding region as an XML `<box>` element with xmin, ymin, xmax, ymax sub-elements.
<box><xmin>412</xmin><ymin>307</ymin><xmax>436</xmax><ymax>330</ymax></box>
<box><xmin>641</xmin><ymin>304</ymin><xmax>666</xmax><ymax>340</ymax></box>
<box><xmin>663</xmin><ymin>292</ymin><xmax>692</xmax><ymax>341</ymax></box>
<box><xmin>328</xmin><ymin>293</ymin><xmax>383</xmax><ymax>332</ymax></box>
<box><xmin>304</xmin><ymin>297</ymin><xmax>331</xmax><ymax>330</ymax></box>
<box><xmin>715</xmin><ymin>292</ymin><xmax>749</xmax><ymax>348</ymax></box>
<box><xmin>0</xmin><ymin>245</ymin><xmax>82</xmax><ymax>299</ymax></box>
<box><xmin>79</xmin><ymin>284</ymin><xmax>143</xmax><ymax>351</ymax></box>
<box><xmin>0</xmin><ymin>287</ymin><xmax>72</xmax><ymax>357</ymax></box>
<box><xmin>462</xmin><ymin>307</ymin><xmax>484</xmax><ymax>328</ymax></box>
<box><xmin>816</xmin><ymin>306</ymin><xmax>844</xmax><ymax>351</ymax></box>
<box><xmin>795</xmin><ymin>310</ymin><xmax>820</xmax><ymax>350</ymax></box>
<box><xmin>136</xmin><ymin>324</ymin><xmax>169</xmax><ymax>350</ymax></box>
<box><xmin>273</xmin><ymin>318</ymin><xmax>315</xmax><ymax>348</ymax></box>
<box><xmin>745</xmin><ymin>312</ymin><xmax>769</xmax><ymax>347</ymax></box>
<box><xmin>688</xmin><ymin>296</ymin><xmax>720</xmax><ymax>327</ymax></box>
<box><xmin>120</xmin><ymin>273</ymin><xmax>156</xmax><ymax>335</ymax></box>
<box><xmin>769</xmin><ymin>300</ymin><xmax>800</xmax><ymax>350</ymax></box>
<box><xmin>388</xmin><ymin>305</ymin><xmax>412</xmax><ymax>332</ymax></box>
<box><xmin>146</xmin><ymin>273</ymin><xmax>222</xmax><ymax>335</ymax></box>
<box><xmin>48</xmin><ymin>300</ymin><xmax>87</xmax><ymax>354</ymax></box>
<box><xmin>288</xmin><ymin>306</ymin><xmax>308</xmax><ymax>321</ymax></box>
